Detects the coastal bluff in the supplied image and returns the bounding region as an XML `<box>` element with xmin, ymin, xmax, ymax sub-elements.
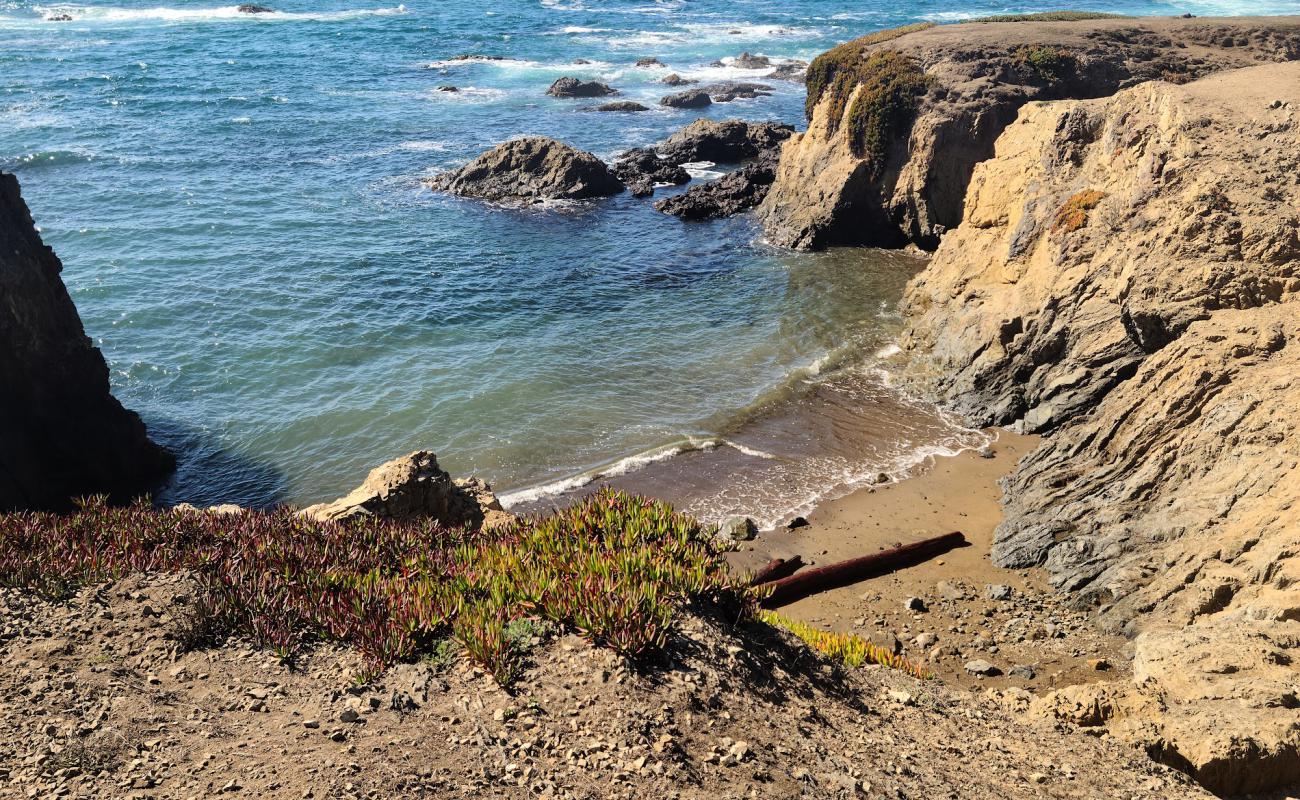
<box><xmin>899</xmin><ymin>61</ymin><xmax>1300</xmax><ymax>793</ymax></box>
<box><xmin>0</xmin><ymin>172</ymin><xmax>172</xmax><ymax>511</ymax></box>
<box><xmin>759</xmin><ymin>15</ymin><xmax>1300</xmax><ymax>251</ymax></box>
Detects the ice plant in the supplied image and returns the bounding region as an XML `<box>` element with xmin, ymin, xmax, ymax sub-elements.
<box><xmin>0</xmin><ymin>489</ymin><xmax>755</xmax><ymax>685</ymax></box>
<box><xmin>759</xmin><ymin>610</ymin><xmax>933</xmax><ymax>680</ymax></box>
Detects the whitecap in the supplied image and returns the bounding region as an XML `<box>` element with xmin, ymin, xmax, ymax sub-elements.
<box><xmin>25</xmin><ymin>4</ymin><xmax>408</xmax><ymax>25</ymax></box>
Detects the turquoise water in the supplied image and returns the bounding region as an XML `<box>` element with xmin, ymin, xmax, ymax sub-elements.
<box><xmin>2</xmin><ymin>0</ymin><xmax>1294</xmax><ymax>514</ymax></box>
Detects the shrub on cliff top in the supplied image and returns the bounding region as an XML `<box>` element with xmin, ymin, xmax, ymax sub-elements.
<box><xmin>0</xmin><ymin>489</ymin><xmax>754</xmax><ymax>684</ymax></box>
<box><xmin>1013</xmin><ymin>44</ymin><xmax>1078</xmax><ymax>83</ymax></box>
<box><xmin>806</xmin><ymin>39</ymin><xmax>932</xmax><ymax>181</ymax></box>
<box><xmin>805</xmin><ymin>22</ymin><xmax>933</xmax><ymax>121</ymax></box>
<box><xmin>972</xmin><ymin>11</ymin><xmax>1126</xmax><ymax>22</ymax></box>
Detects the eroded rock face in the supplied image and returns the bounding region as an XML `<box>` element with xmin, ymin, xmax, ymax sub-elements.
<box><xmin>0</xmin><ymin>172</ymin><xmax>173</xmax><ymax>511</ymax></box>
<box><xmin>428</xmin><ymin>137</ymin><xmax>624</xmax><ymax>203</ymax></box>
<box><xmin>899</xmin><ymin>63</ymin><xmax>1300</xmax><ymax>794</ymax></box>
<box><xmin>760</xmin><ymin>16</ymin><xmax>1300</xmax><ymax>251</ymax></box>
<box><xmin>300</xmin><ymin>451</ymin><xmax>513</xmax><ymax>530</ymax></box>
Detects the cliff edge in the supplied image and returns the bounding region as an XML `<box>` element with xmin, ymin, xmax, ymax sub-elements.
<box><xmin>0</xmin><ymin>172</ymin><xmax>173</xmax><ymax>510</ymax></box>
<box><xmin>760</xmin><ymin>15</ymin><xmax>1300</xmax><ymax>251</ymax></box>
<box><xmin>899</xmin><ymin>63</ymin><xmax>1300</xmax><ymax>794</ymax></box>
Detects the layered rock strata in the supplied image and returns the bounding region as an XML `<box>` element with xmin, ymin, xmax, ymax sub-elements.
<box><xmin>0</xmin><ymin>172</ymin><xmax>173</xmax><ymax>511</ymax></box>
<box><xmin>899</xmin><ymin>63</ymin><xmax>1300</xmax><ymax>794</ymax></box>
<box><xmin>760</xmin><ymin>15</ymin><xmax>1300</xmax><ymax>250</ymax></box>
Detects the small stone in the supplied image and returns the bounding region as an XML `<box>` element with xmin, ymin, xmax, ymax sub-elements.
<box><xmin>887</xmin><ymin>690</ymin><xmax>915</xmax><ymax>706</ymax></box>
<box><xmin>339</xmin><ymin>709</ymin><xmax>360</xmax><ymax>724</ymax></box>
<box><xmin>936</xmin><ymin>581</ymin><xmax>966</xmax><ymax>601</ymax></box>
<box><xmin>985</xmin><ymin>584</ymin><xmax>1013</xmax><ymax>601</ymax></box>
<box><xmin>786</xmin><ymin>516</ymin><xmax>809</xmax><ymax>530</ymax></box>
<box><xmin>1087</xmin><ymin>658</ymin><xmax>1111</xmax><ymax>671</ymax></box>
<box><xmin>912</xmin><ymin>632</ymin><xmax>938</xmax><ymax>649</ymax></box>
<box><xmin>869</xmin><ymin>631</ymin><xmax>901</xmax><ymax>655</ymax></box>
<box><xmin>1010</xmin><ymin>664</ymin><xmax>1036</xmax><ymax>680</ymax></box>
<box><xmin>718</xmin><ymin>517</ymin><xmax>757</xmax><ymax>542</ymax></box>
<box><xmin>303</xmin><ymin>719</ymin><xmax>320</xmax><ymax>729</ymax></box>
<box><xmin>964</xmin><ymin>659</ymin><xmax>1001</xmax><ymax>677</ymax></box>
<box><xmin>903</xmin><ymin>596</ymin><xmax>927</xmax><ymax>612</ymax></box>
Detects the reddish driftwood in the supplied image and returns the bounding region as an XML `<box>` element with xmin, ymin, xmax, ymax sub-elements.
<box><xmin>756</xmin><ymin>531</ymin><xmax>966</xmax><ymax>607</ymax></box>
<box><xmin>748</xmin><ymin>555</ymin><xmax>804</xmax><ymax>586</ymax></box>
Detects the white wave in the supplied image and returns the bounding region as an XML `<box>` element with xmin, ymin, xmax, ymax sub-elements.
<box><xmin>873</xmin><ymin>343</ymin><xmax>901</xmax><ymax>359</ymax></box>
<box><xmin>230</xmin><ymin>115</ymin><xmax>251</xmax><ymax>123</ymax></box>
<box><xmin>724</xmin><ymin>441</ymin><xmax>777</xmax><ymax>460</ymax></box>
<box><xmin>499</xmin><ymin>437</ymin><xmax>720</xmax><ymax>508</ymax></box>
<box><xmin>920</xmin><ymin>11</ymin><xmax>978</xmax><ymax>22</ymax></box>
<box><xmin>680</xmin><ymin>161</ymin><xmax>723</xmax><ymax>179</ymax></box>
<box><xmin>26</xmin><ymin>3</ymin><xmax>407</xmax><ymax>24</ymax></box>
<box><xmin>427</xmin><ymin>86</ymin><xmax>507</xmax><ymax>102</ymax></box>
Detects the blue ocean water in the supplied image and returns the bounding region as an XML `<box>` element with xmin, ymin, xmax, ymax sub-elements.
<box><xmin>2</xmin><ymin>0</ymin><xmax>1294</xmax><ymax>518</ymax></box>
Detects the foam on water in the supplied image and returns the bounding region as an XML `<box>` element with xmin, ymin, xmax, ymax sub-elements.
<box><xmin>17</xmin><ymin>3</ymin><xmax>407</xmax><ymax>24</ymax></box>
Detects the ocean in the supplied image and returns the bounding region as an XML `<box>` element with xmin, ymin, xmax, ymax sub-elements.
<box><xmin>2</xmin><ymin>0</ymin><xmax>1293</xmax><ymax>526</ymax></box>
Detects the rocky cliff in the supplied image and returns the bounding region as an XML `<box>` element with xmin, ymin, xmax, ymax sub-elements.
<box><xmin>760</xmin><ymin>15</ymin><xmax>1300</xmax><ymax>251</ymax></box>
<box><xmin>0</xmin><ymin>172</ymin><xmax>173</xmax><ymax>510</ymax></box>
<box><xmin>898</xmin><ymin>63</ymin><xmax>1300</xmax><ymax>794</ymax></box>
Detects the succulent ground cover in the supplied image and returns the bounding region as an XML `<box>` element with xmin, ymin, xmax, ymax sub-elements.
<box><xmin>0</xmin><ymin>489</ymin><xmax>753</xmax><ymax>684</ymax></box>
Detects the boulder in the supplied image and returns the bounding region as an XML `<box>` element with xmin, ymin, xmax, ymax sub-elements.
<box><xmin>768</xmin><ymin>61</ymin><xmax>808</xmax><ymax>82</ymax></box>
<box><xmin>592</xmin><ymin>101</ymin><xmax>648</xmax><ymax>112</ymax></box>
<box><xmin>659</xmin><ymin>89</ymin><xmax>711</xmax><ymax>109</ymax></box>
<box><xmin>657</xmin><ymin>119</ymin><xmax>793</xmax><ymax>164</ymax></box>
<box><xmin>547</xmin><ymin>77</ymin><xmax>618</xmax><ymax>98</ymax></box>
<box><xmin>634</xmin><ymin>57</ymin><xmax>665</xmax><ymax>68</ymax></box>
<box><xmin>660</xmin><ymin>73</ymin><xmax>696</xmax><ymax>86</ymax></box>
<box><xmin>47</xmin><ymin>12</ymin><xmax>73</xmax><ymax>21</ymax></box>
<box><xmin>0</xmin><ymin>172</ymin><xmax>174</xmax><ymax>511</ymax></box>
<box><xmin>237</xmin><ymin>4</ymin><xmax>274</xmax><ymax>12</ymax></box>
<box><xmin>716</xmin><ymin>516</ymin><xmax>757</xmax><ymax>543</ymax></box>
<box><xmin>300</xmin><ymin>451</ymin><xmax>513</xmax><ymax>530</ymax></box>
<box><xmin>428</xmin><ymin>137</ymin><xmax>624</xmax><ymax>203</ymax></box>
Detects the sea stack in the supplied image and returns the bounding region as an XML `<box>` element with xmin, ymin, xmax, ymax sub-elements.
<box><xmin>0</xmin><ymin>172</ymin><xmax>174</xmax><ymax>511</ymax></box>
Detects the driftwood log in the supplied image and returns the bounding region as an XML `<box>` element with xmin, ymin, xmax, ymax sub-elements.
<box><xmin>756</xmin><ymin>531</ymin><xmax>966</xmax><ymax>607</ymax></box>
<box><xmin>748</xmin><ymin>555</ymin><xmax>804</xmax><ymax>586</ymax></box>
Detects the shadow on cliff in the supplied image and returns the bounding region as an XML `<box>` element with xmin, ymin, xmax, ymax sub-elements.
<box><xmin>144</xmin><ymin>418</ymin><xmax>288</xmax><ymax>510</ymax></box>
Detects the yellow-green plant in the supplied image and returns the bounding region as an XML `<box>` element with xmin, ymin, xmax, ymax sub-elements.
<box><xmin>760</xmin><ymin>610</ymin><xmax>933</xmax><ymax>680</ymax></box>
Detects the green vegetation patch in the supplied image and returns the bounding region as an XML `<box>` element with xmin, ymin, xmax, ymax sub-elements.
<box><xmin>0</xmin><ymin>489</ymin><xmax>754</xmax><ymax>685</ymax></box>
<box><xmin>759</xmin><ymin>610</ymin><xmax>932</xmax><ymax>679</ymax></box>
<box><xmin>806</xmin><ymin>35</ymin><xmax>933</xmax><ymax>180</ymax></box>
<box><xmin>1012</xmin><ymin>44</ymin><xmax>1078</xmax><ymax>83</ymax></box>
<box><xmin>971</xmin><ymin>11</ymin><xmax>1126</xmax><ymax>22</ymax></box>
<box><xmin>1053</xmin><ymin>189</ymin><xmax>1107</xmax><ymax>233</ymax></box>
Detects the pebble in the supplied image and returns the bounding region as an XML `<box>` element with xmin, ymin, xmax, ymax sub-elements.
<box><xmin>964</xmin><ymin>660</ymin><xmax>1001</xmax><ymax>677</ymax></box>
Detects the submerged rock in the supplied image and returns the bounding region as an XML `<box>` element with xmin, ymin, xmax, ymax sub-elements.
<box><xmin>300</xmin><ymin>451</ymin><xmax>513</xmax><ymax>530</ymax></box>
<box><xmin>660</xmin><ymin>73</ymin><xmax>696</xmax><ymax>86</ymax></box>
<box><xmin>547</xmin><ymin>77</ymin><xmax>618</xmax><ymax>98</ymax></box>
<box><xmin>732</xmin><ymin>52</ymin><xmax>771</xmax><ymax>69</ymax></box>
<box><xmin>237</xmin><ymin>3</ymin><xmax>274</xmax><ymax>12</ymax></box>
<box><xmin>634</xmin><ymin>57</ymin><xmax>665</xmax><ymax>68</ymax></box>
<box><xmin>700</xmin><ymin>82</ymin><xmax>774</xmax><ymax>103</ymax></box>
<box><xmin>428</xmin><ymin>137</ymin><xmax>624</xmax><ymax>203</ymax></box>
<box><xmin>46</xmin><ymin>12</ymin><xmax>73</xmax><ymax>21</ymax></box>
<box><xmin>0</xmin><ymin>172</ymin><xmax>174</xmax><ymax>511</ymax></box>
<box><xmin>592</xmin><ymin>101</ymin><xmax>649</xmax><ymax>112</ymax></box>
<box><xmin>659</xmin><ymin>89</ymin><xmax>711</xmax><ymax>109</ymax></box>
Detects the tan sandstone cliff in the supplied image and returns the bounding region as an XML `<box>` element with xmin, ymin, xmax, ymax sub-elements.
<box><xmin>760</xmin><ymin>15</ymin><xmax>1300</xmax><ymax>251</ymax></box>
<box><xmin>899</xmin><ymin>63</ymin><xmax>1300</xmax><ymax>794</ymax></box>
<box><xmin>0</xmin><ymin>172</ymin><xmax>173</xmax><ymax>511</ymax></box>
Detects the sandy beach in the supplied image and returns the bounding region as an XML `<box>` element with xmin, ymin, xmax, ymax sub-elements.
<box><xmin>730</xmin><ymin>429</ymin><xmax>1130</xmax><ymax>690</ymax></box>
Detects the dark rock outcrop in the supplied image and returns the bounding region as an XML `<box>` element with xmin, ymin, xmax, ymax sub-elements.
<box><xmin>611</xmin><ymin>148</ymin><xmax>690</xmax><ymax>193</ymax></box>
<box><xmin>236</xmin><ymin>4</ymin><xmax>274</xmax><ymax>12</ymax></box>
<box><xmin>634</xmin><ymin>57</ymin><xmax>665</xmax><ymax>68</ymax></box>
<box><xmin>0</xmin><ymin>172</ymin><xmax>173</xmax><ymax>511</ymax></box>
<box><xmin>660</xmin><ymin>73</ymin><xmax>696</xmax><ymax>86</ymax></box>
<box><xmin>546</xmin><ymin>77</ymin><xmax>618</xmax><ymax>98</ymax></box>
<box><xmin>761</xmin><ymin>16</ymin><xmax>1300</xmax><ymax>251</ymax></box>
<box><xmin>659</xmin><ymin>89</ymin><xmax>712</xmax><ymax>109</ymax></box>
<box><xmin>654</xmin><ymin>151</ymin><xmax>779</xmax><ymax>220</ymax></box>
<box><xmin>657</xmin><ymin>119</ymin><xmax>793</xmax><ymax>164</ymax></box>
<box><xmin>428</xmin><ymin>137</ymin><xmax>624</xmax><ymax>203</ymax></box>
<box><xmin>732</xmin><ymin>52</ymin><xmax>771</xmax><ymax>69</ymax></box>
<box><xmin>768</xmin><ymin>61</ymin><xmax>808</xmax><ymax>82</ymax></box>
